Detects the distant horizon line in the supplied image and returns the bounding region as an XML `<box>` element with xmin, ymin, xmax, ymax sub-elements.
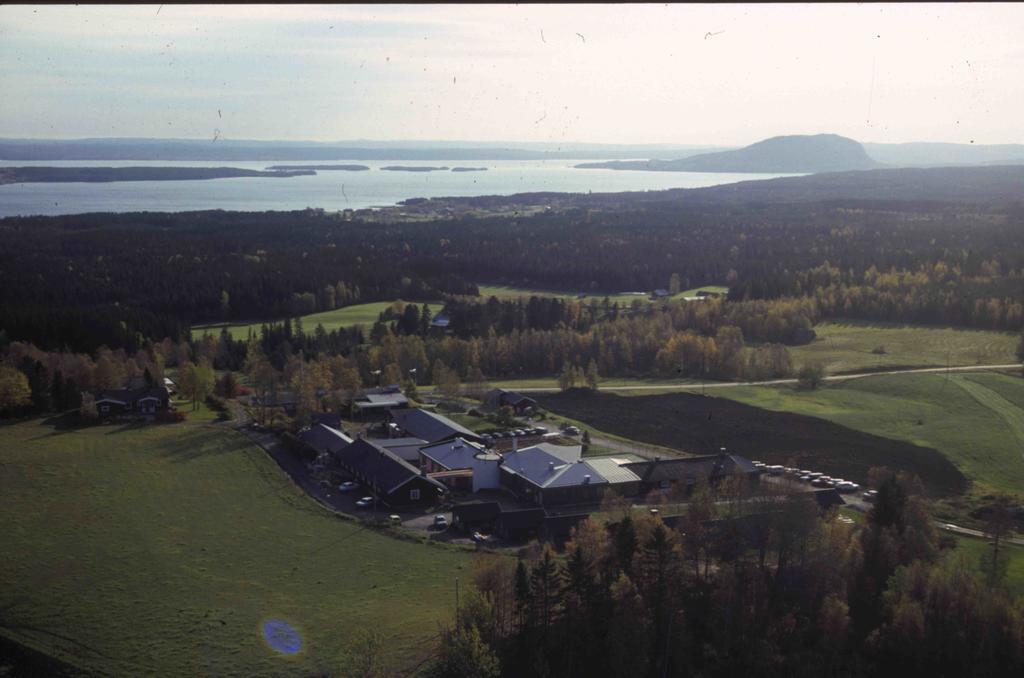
<box><xmin>1</xmin><ymin>135</ymin><xmax>1022</xmax><ymax>149</ymax></box>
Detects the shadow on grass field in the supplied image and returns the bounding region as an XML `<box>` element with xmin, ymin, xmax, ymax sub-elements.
<box><xmin>536</xmin><ymin>388</ymin><xmax>967</xmax><ymax>497</ymax></box>
<box><xmin>718</xmin><ymin>372</ymin><xmax>1024</xmax><ymax>499</ymax></box>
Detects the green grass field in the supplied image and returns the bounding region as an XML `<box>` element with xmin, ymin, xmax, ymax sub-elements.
<box><xmin>0</xmin><ymin>419</ymin><xmax>469</xmax><ymax>676</ymax></box>
<box><xmin>476</xmin><ymin>284</ymin><xmax>729</xmax><ymax>304</ymax></box>
<box><xmin>944</xmin><ymin>532</ymin><xmax>1024</xmax><ymax>597</ymax></box>
<box><xmin>192</xmin><ymin>299</ymin><xmax>443</xmax><ymax>341</ymax></box>
<box><xmin>476</xmin><ymin>285</ymin><xmax>580</xmax><ymax>301</ymax></box>
<box><xmin>787</xmin><ymin>320</ymin><xmax>1018</xmax><ymax>374</ymax></box>
<box><xmin>669</xmin><ymin>285</ymin><xmax>730</xmax><ymax>301</ymax></box>
<box><xmin>718</xmin><ymin>371</ymin><xmax>1024</xmax><ymax>498</ymax></box>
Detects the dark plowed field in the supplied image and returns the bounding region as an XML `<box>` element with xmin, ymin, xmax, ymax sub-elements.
<box><xmin>537</xmin><ymin>390</ymin><xmax>967</xmax><ymax>497</ymax></box>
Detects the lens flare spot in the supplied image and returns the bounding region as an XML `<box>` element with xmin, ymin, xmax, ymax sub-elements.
<box><xmin>262</xmin><ymin>618</ymin><xmax>302</xmax><ymax>655</ymax></box>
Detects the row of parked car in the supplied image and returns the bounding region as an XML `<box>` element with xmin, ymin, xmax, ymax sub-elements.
<box><xmin>752</xmin><ymin>462</ymin><xmax>863</xmax><ymax>494</ymax></box>
<box><xmin>482</xmin><ymin>426</ymin><xmax>549</xmax><ymax>443</ymax></box>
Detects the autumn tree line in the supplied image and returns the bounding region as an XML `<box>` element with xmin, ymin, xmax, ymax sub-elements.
<box><xmin>405</xmin><ymin>475</ymin><xmax>1024</xmax><ymax>678</ymax></box>
<box><xmin>3</xmin><ymin>194</ymin><xmax>1024</xmax><ymax>355</ymax></box>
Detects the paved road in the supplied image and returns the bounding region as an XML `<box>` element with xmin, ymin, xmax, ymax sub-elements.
<box><xmin>430</xmin><ymin>363</ymin><xmax>1021</xmax><ymax>395</ymax></box>
<box><xmin>935</xmin><ymin>522</ymin><xmax>1024</xmax><ymax>546</ymax></box>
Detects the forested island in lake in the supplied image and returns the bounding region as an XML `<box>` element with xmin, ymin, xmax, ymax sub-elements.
<box><xmin>450</xmin><ymin>166</ymin><xmax>488</xmax><ymax>172</ymax></box>
<box><xmin>264</xmin><ymin>164</ymin><xmax>369</xmax><ymax>171</ymax></box>
<box><xmin>0</xmin><ymin>166</ymin><xmax>315</xmax><ymax>184</ymax></box>
<box><xmin>380</xmin><ymin>165</ymin><xmax>451</xmax><ymax>172</ymax></box>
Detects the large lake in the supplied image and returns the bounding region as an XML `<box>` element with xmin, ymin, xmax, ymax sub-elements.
<box><xmin>0</xmin><ymin>159</ymin><xmax>799</xmax><ymax>217</ymax></box>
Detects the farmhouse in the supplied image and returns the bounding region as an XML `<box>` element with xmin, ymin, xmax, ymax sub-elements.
<box><xmin>388</xmin><ymin>408</ymin><xmax>484</xmax><ymax>444</ymax></box>
<box><xmin>451</xmin><ymin>501</ymin><xmax>502</xmax><ymax>531</ymax></box>
<box><xmin>500</xmin><ymin>444</ymin><xmax>641</xmax><ymax>507</ymax></box>
<box><xmin>92</xmin><ymin>385</ymin><xmax>171</xmax><ymax>417</ymax></box>
<box><xmin>333</xmin><ymin>439</ymin><xmax>447</xmax><ymax>508</ymax></box>
<box><xmin>373</xmin><ymin>436</ymin><xmax>429</xmax><ymax>463</ymax></box>
<box><xmin>310</xmin><ymin>411</ymin><xmax>343</xmax><ymax>429</ymax></box>
<box><xmin>482</xmin><ymin>388</ymin><xmax>537</xmax><ymax>415</ymax></box>
<box><xmin>351</xmin><ymin>386</ymin><xmax>409</xmax><ymax>418</ymax></box>
<box><xmin>624</xmin><ymin>454</ymin><xmax>759</xmax><ymax>497</ymax></box>
<box><xmin>494</xmin><ymin>507</ymin><xmax>546</xmax><ymax>541</ymax></box>
<box><xmin>419</xmin><ymin>437</ymin><xmax>503</xmax><ymax>492</ymax></box>
<box><xmin>298</xmin><ymin>423</ymin><xmax>354</xmax><ymax>456</ymax></box>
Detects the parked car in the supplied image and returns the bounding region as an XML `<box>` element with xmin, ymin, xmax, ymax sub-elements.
<box><xmin>433</xmin><ymin>515</ymin><xmax>449</xmax><ymax>529</ymax></box>
<box><xmin>388</xmin><ymin>514</ymin><xmax>402</xmax><ymax>525</ymax></box>
<box><xmin>355</xmin><ymin>496</ymin><xmax>374</xmax><ymax>509</ymax></box>
<box><xmin>471</xmin><ymin>531</ymin><xmax>489</xmax><ymax>543</ymax></box>
<box><xmin>799</xmin><ymin>475</ymin><xmax>812</xmax><ymax>482</ymax></box>
<box><xmin>564</xmin><ymin>425</ymin><xmax>580</xmax><ymax>436</ymax></box>
<box><xmin>338</xmin><ymin>481</ymin><xmax>358</xmax><ymax>493</ymax></box>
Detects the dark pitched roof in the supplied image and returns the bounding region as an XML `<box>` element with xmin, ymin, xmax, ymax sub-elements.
<box><xmin>452</xmin><ymin>502</ymin><xmax>502</xmax><ymax>523</ymax></box>
<box><xmin>389</xmin><ymin>408</ymin><xmax>481</xmax><ymax>443</ymax></box>
<box><xmin>299</xmin><ymin>424</ymin><xmax>353</xmax><ymax>454</ymax></box>
<box><xmin>94</xmin><ymin>385</ymin><xmax>169</xmax><ymax>403</ymax></box>
<box><xmin>812</xmin><ymin>488</ymin><xmax>846</xmax><ymax>510</ymax></box>
<box><xmin>496</xmin><ymin>507</ymin><xmax>546</xmax><ymax>530</ymax></box>
<box><xmin>624</xmin><ymin>454</ymin><xmax>757</xmax><ymax>483</ymax></box>
<box><xmin>335</xmin><ymin>439</ymin><xmax>445</xmax><ymax>495</ymax></box>
<box><xmin>485</xmin><ymin>388</ymin><xmax>536</xmax><ymax>407</ymax></box>
<box><xmin>310</xmin><ymin>411</ymin><xmax>342</xmax><ymax>428</ymax></box>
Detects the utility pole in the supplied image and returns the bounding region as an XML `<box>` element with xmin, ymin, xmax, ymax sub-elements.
<box><xmin>455</xmin><ymin>577</ymin><xmax>460</xmax><ymax>629</ymax></box>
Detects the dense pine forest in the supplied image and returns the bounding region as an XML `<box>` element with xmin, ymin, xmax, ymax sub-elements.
<box><xmin>2</xmin><ymin>167</ymin><xmax>1024</xmax><ymax>357</ymax></box>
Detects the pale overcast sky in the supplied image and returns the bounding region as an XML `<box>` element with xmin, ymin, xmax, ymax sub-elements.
<box><xmin>1</xmin><ymin>3</ymin><xmax>1022</xmax><ymax>146</ymax></box>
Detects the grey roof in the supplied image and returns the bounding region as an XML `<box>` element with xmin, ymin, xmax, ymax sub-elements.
<box><xmin>335</xmin><ymin>438</ymin><xmax>446</xmax><ymax>495</ymax></box>
<box><xmin>624</xmin><ymin>454</ymin><xmax>757</xmax><ymax>484</ymax></box>
<box><xmin>358</xmin><ymin>393</ymin><xmax>409</xmax><ymax>408</ymax></box>
<box><xmin>501</xmin><ymin>446</ymin><xmax>609</xmax><ymax>489</ymax></box>
<box><xmin>299</xmin><ymin>424</ymin><xmax>353</xmax><ymax>454</ymax></box>
<box><xmin>372</xmin><ymin>436</ymin><xmax>428</xmax><ymax>462</ymax></box>
<box><xmin>584</xmin><ymin>457</ymin><xmax>642</xmax><ymax>485</ymax></box>
<box><xmin>389</xmin><ymin>408</ymin><xmax>481</xmax><ymax>443</ymax></box>
<box><xmin>420</xmin><ymin>437</ymin><xmax>500</xmax><ymax>470</ymax></box>
<box><xmin>518</xmin><ymin>443</ymin><xmax>581</xmax><ymax>463</ymax></box>
<box><xmin>485</xmin><ymin>388</ymin><xmax>536</xmax><ymax>407</ymax></box>
<box><xmin>375</xmin><ymin>436</ymin><xmax>428</xmax><ymax>448</ymax></box>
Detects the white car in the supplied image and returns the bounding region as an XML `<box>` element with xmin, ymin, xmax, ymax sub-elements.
<box><xmin>355</xmin><ymin>496</ymin><xmax>374</xmax><ymax>509</ymax></box>
<box><xmin>433</xmin><ymin>515</ymin><xmax>449</xmax><ymax>529</ymax></box>
<box><xmin>338</xmin><ymin>481</ymin><xmax>358</xmax><ymax>493</ymax></box>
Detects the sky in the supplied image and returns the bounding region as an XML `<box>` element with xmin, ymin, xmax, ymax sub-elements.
<box><xmin>1</xmin><ymin>3</ymin><xmax>1023</xmax><ymax>146</ymax></box>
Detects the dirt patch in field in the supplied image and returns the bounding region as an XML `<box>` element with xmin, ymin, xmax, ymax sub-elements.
<box><xmin>537</xmin><ymin>389</ymin><xmax>968</xmax><ymax>497</ymax></box>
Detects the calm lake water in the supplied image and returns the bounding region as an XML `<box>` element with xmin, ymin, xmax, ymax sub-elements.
<box><xmin>0</xmin><ymin>159</ymin><xmax>800</xmax><ymax>217</ymax></box>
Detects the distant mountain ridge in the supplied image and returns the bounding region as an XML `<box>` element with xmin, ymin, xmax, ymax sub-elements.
<box><xmin>862</xmin><ymin>142</ymin><xmax>1024</xmax><ymax>168</ymax></box>
<box><xmin>577</xmin><ymin>134</ymin><xmax>880</xmax><ymax>173</ymax></box>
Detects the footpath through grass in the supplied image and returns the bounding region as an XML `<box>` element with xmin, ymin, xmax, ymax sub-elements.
<box><xmin>719</xmin><ymin>372</ymin><xmax>1024</xmax><ymax>499</ymax></box>
<box><xmin>0</xmin><ymin>419</ymin><xmax>468</xmax><ymax>677</ymax></box>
